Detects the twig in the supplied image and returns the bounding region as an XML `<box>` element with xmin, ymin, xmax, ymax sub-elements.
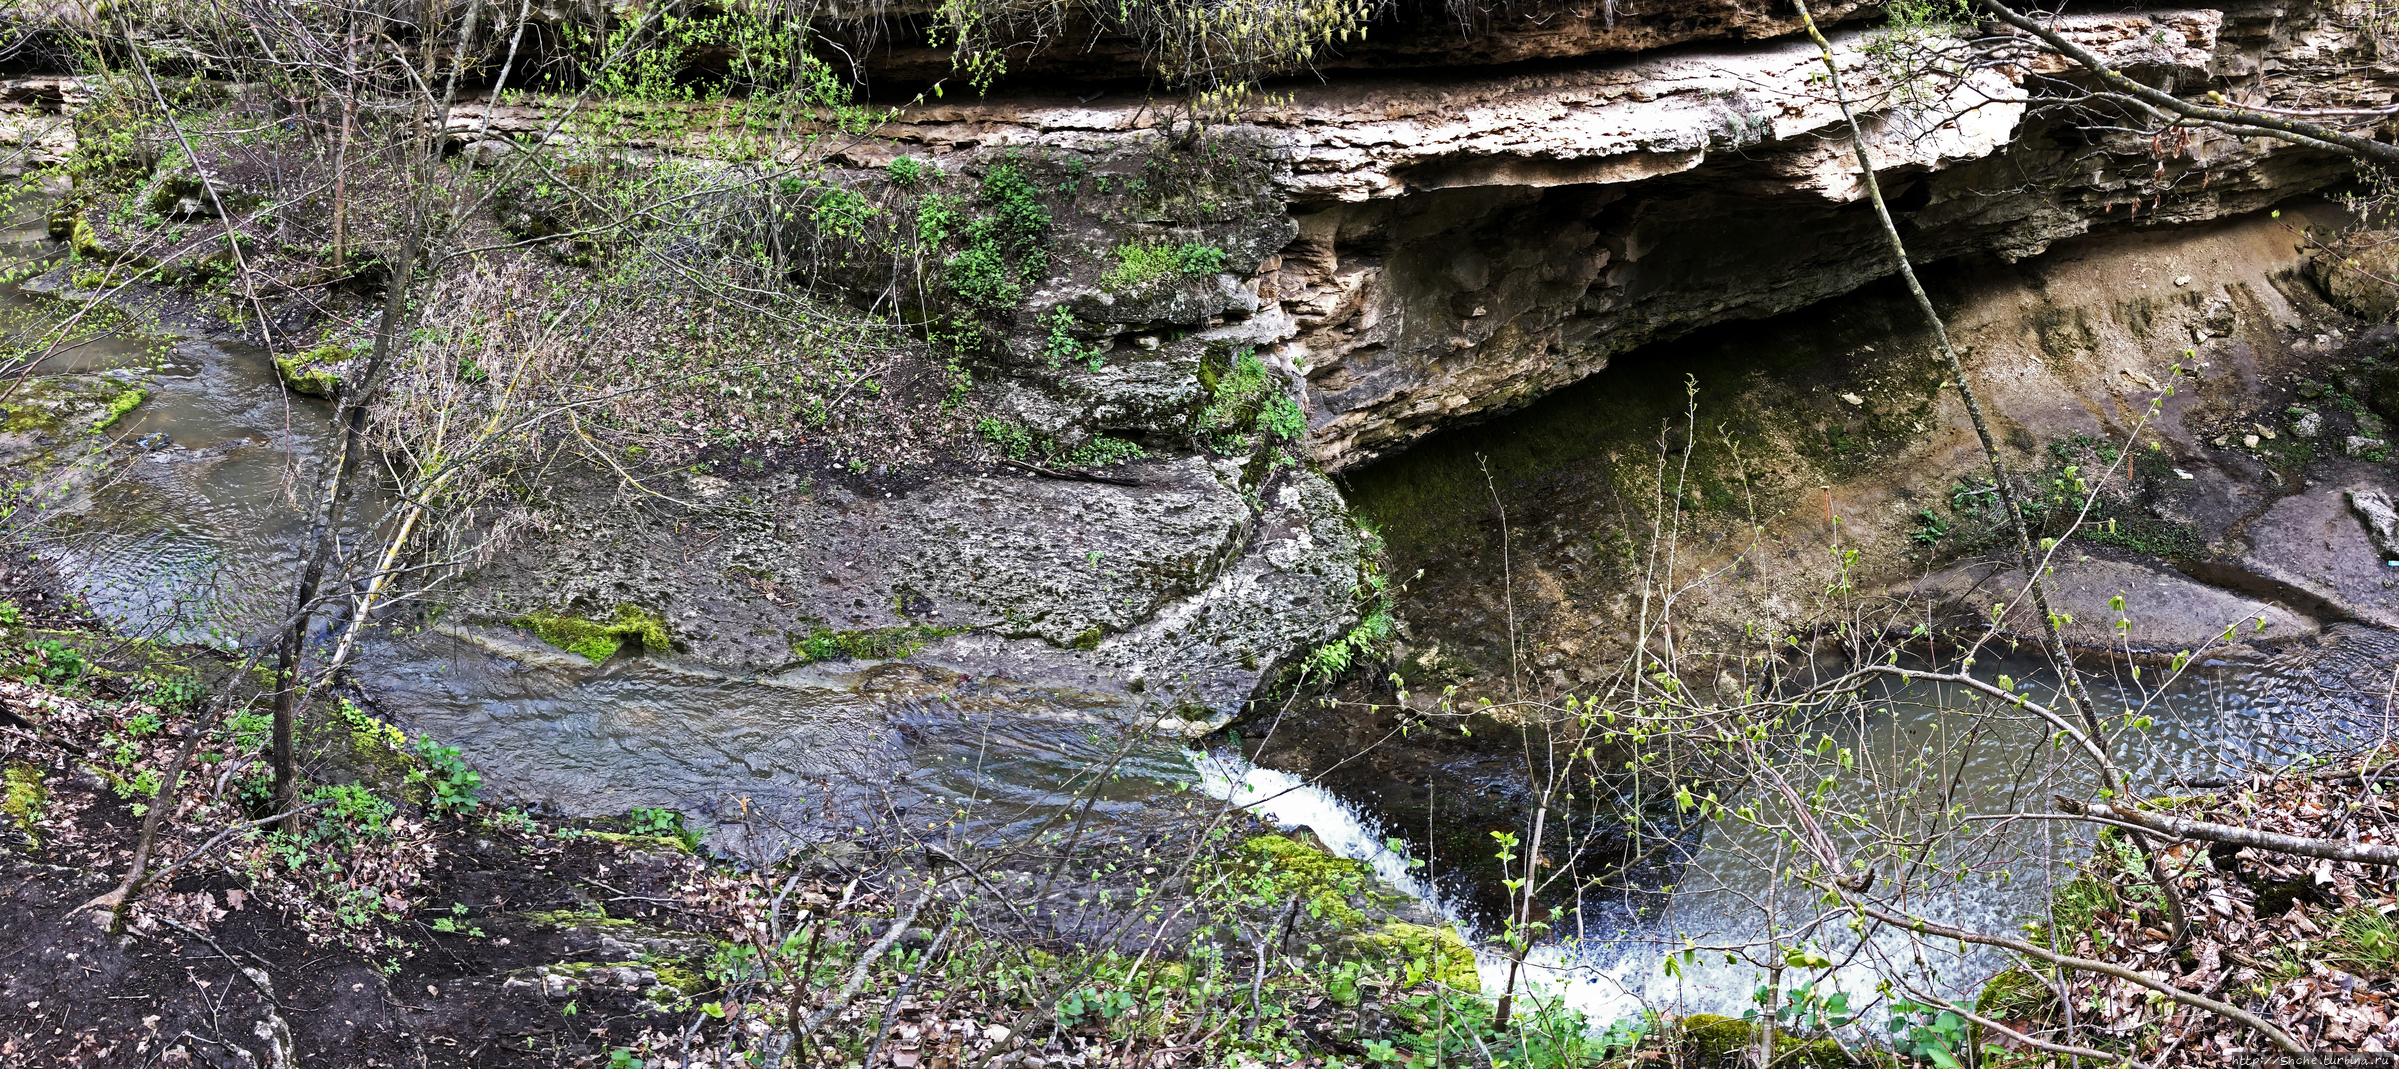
<box><xmin>2062</xmin><ymin>795</ymin><xmax>2399</xmax><ymax>865</ymax></box>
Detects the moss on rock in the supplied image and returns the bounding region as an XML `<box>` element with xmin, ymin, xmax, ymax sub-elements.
<box><xmin>274</xmin><ymin>345</ymin><xmax>348</xmax><ymax>398</ymax></box>
<box><xmin>788</xmin><ymin>623</ymin><xmax>958</xmax><ymax>663</ymax></box>
<box><xmin>1680</xmin><ymin>1014</ymin><xmax>1753</xmax><ymax>1059</ymax></box>
<box><xmin>2</xmin><ymin>761</ymin><xmax>45</xmax><ymax>843</ymax></box>
<box><xmin>1352</xmin><ymin>921</ymin><xmax>1477</xmax><ymax>990</ymax></box>
<box><xmin>1236</xmin><ymin>833</ymin><xmax>1373</xmax><ymax>928</ymax></box>
<box><xmin>518</xmin><ymin>905</ymin><xmax>641</xmax><ymax>930</ymax></box>
<box><xmin>583</xmin><ymin>830</ymin><xmax>692</xmax><ymax>854</ymax></box>
<box><xmin>92</xmin><ymin>386</ymin><xmax>145</xmax><ymax>432</ymax></box>
<box><xmin>516</xmin><ymin>604</ymin><xmax>674</xmax><ymax>663</ymax></box>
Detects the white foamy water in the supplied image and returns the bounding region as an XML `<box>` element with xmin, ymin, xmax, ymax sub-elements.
<box><xmin>1191</xmin><ymin>745</ymin><xmax>2083</xmax><ymax>1026</ymax></box>
<box><xmin>1186</xmin><ymin>648</ymin><xmax>2376</xmax><ymax>1030</ymax></box>
<box><xmin>1190</xmin><ymin>750</ymin><xmax>1461</xmax><ymax>917</ymax></box>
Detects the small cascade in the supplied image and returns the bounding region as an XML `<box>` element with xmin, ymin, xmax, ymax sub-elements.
<box><xmin>1187</xmin><ymin>642</ymin><xmax>2375</xmax><ymax>1029</ymax></box>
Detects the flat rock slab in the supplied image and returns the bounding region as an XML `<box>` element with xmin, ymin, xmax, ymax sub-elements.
<box><xmin>1911</xmin><ymin>555</ymin><xmax>2317</xmax><ymax>652</ymax></box>
<box><xmin>2210</xmin><ymin>475</ymin><xmax>2399</xmax><ymax>629</ymax></box>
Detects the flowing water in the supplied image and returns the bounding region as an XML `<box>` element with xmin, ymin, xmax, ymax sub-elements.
<box><xmin>12</xmin><ymin>260</ymin><xmax>2397</xmax><ymax>1032</ymax></box>
<box><xmin>1199</xmin><ymin>636</ymin><xmax>2399</xmax><ymax>1026</ymax></box>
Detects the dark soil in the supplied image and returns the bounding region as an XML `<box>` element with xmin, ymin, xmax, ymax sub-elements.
<box><xmin>0</xmin><ymin>789</ymin><xmax>713</xmax><ymax>1068</ymax></box>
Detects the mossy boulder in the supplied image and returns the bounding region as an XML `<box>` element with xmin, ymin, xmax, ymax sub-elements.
<box><xmin>1237</xmin><ymin>833</ymin><xmax>1374</xmax><ymax>928</ymax></box>
<box><xmin>1680</xmin><ymin>1014</ymin><xmax>1754</xmax><ymax>1059</ymax></box>
<box><xmin>274</xmin><ymin>345</ymin><xmax>350</xmax><ymax>398</ymax></box>
<box><xmin>515</xmin><ymin>603</ymin><xmax>674</xmax><ymax>662</ymax></box>
<box><xmin>1673</xmin><ymin>1015</ymin><xmax>1853</xmax><ymax>1067</ymax></box>
<box><xmin>1351</xmin><ymin>921</ymin><xmax>1478</xmax><ymax>991</ymax></box>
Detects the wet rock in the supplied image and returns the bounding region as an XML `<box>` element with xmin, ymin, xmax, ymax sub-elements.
<box><xmin>466</xmin><ymin>453</ymin><xmax>1366</xmax><ymax>719</ymax></box>
<box><xmin>133</xmin><ymin>432</ymin><xmax>169</xmax><ymax>452</ymax></box>
<box><xmin>2206</xmin><ymin>483</ymin><xmax>2399</xmax><ymax>629</ymax></box>
<box><xmin>2349</xmin><ymin>436</ymin><xmax>2388</xmax><ymax>458</ymax></box>
<box><xmin>1914</xmin><ymin>556</ymin><xmax>2318</xmax><ymax>651</ymax></box>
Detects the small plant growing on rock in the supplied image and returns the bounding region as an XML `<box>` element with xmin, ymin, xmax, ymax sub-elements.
<box><xmin>1099</xmin><ymin>240</ymin><xmax>1227</xmax><ymax>292</ymax></box>
<box><xmin>1197</xmin><ymin>346</ymin><xmax>1302</xmax><ymax>453</ymax></box>
<box><xmin>885</xmin><ymin>155</ymin><xmax>929</xmax><ymax>188</ymax></box>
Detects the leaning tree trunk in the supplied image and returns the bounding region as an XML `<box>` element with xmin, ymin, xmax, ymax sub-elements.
<box><xmin>268</xmin><ymin>231</ymin><xmax>417</xmax><ymax>826</ymax></box>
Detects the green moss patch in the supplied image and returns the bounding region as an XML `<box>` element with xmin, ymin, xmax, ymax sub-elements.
<box><xmin>518</xmin><ymin>905</ymin><xmax>640</xmax><ymax>930</ymax></box>
<box><xmin>1679</xmin><ymin>1014</ymin><xmax>1753</xmax><ymax>1059</ymax></box>
<box><xmin>2</xmin><ymin>761</ymin><xmax>45</xmax><ymax>843</ymax></box>
<box><xmin>1352</xmin><ymin>921</ymin><xmax>1477</xmax><ymax>991</ymax></box>
<box><xmin>515</xmin><ymin>604</ymin><xmax>674</xmax><ymax>663</ymax></box>
<box><xmin>91</xmin><ymin>386</ymin><xmax>145</xmax><ymax>433</ymax></box>
<box><xmin>583</xmin><ymin>830</ymin><xmax>692</xmax><ymax>855</ymax></box>
<box><xmin>788</xmin><ymin>624</ymin><xmax>959</xmax><ymax>663</ymax></box>
<box><xmin>1236</xmin><ymin>833</ymin><xmax>1374</xmax><ymax>929</ymax></box>
<box><xmin>274</xmin><ymin>345</ymin><xmax>349</xmax><ymax>398</ymax></box>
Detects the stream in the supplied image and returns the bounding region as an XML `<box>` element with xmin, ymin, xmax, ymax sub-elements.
<box><xmin>12</xmin><ymin>265</ymin><xmax>2396</xmax><ymax>1032</ymax></box>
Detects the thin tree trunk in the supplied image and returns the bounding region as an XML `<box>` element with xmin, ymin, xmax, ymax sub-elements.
<box><xmin>268</xmin><ymin>229</ymin><xmax>417</xmax><ymax>827</ymax></box>
<box><xmin>2068</xmin><ymin>797</ymin><xmax>2399</xmax><ymax>865</ymax></box>
<box><xmin>81</xmin><ymin>724</ymin><xmax>206</xmax><ymax>932</ymax></box>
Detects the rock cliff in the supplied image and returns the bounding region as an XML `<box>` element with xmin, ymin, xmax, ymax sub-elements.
<box><xmin>20</xmin><ymin>0</ymin><xmax>2396</xmax><ymax>717</ymax></box>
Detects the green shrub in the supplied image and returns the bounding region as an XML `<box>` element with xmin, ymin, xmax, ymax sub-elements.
<box><xmin>132</xmin><ymin>667</ymin><xmax>204</xmax><ymax>710</ymax></box>
<box><xmin>628</xmin><ymin>806</ymin><xmax>703</xmax><ymax>851</ymax></box>
<box><xmin>1041</xmin><ymin>306</ymin><xmax>1108</xmax><ymax>369</ymax></box>
<box><xmin>14</xmin><ymin>639</ymin><xmax>86</xmax><ymax>685</ymax></box>
<box><xmin>977</xmin><ymin>417</ymin><xmax>1036</xmax><ymax>460</ymax></box>
<box><xmin>886</xmin><ymin>156</ymin><xmax>928</xmax><ymax>187</ymax></box>
<box><xmin>1064</xmin><ymin>436</ymin><xmax>1146</xmax><ymax>466</ymax></box>
<box><xmin>1257</xmin><ymin>394</ymin><xmax>1306</xmax><ymax>442</ymax></box>
<box><xmin>943</xmin><ymin>162</ymin><xmax>1051</xmax><ymax>312</ymax></box>
<box><xmin>946</xmin><ymin>242</ymin><xmax>1022</xmax><ymax>309</ymax></box>
<box><xmin>305</xmin><ymin>782</ymin><xmax>397</xmax><ymax>845</ymax></box>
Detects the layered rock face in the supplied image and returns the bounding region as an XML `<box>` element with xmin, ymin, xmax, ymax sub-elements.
<box><xmin>429</xmin><ymin>0</ymin><xmax>2394</xmax><ymax>708</ymax></box>
<box><xmin>30</xmin><ymin>0</ymin><xmax>2385</xmax><ymax>716</ymax></box>
<box><xmin>866</xmin><ymin>4</ymin><xmax>2379</xmax><ymax>473</ymax></box>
